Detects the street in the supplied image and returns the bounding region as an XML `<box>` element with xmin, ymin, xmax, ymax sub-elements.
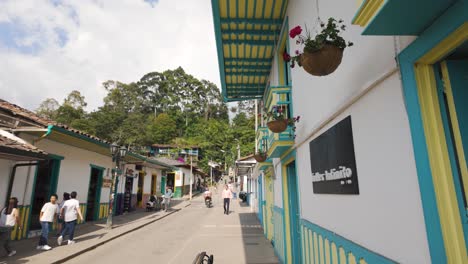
<box><xmin>67</xmin><ymin>192</ymin><xmax>278</xmax><ymax>264</ymax></box>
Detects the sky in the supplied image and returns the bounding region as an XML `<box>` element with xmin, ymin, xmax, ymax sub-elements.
<box><xmin>0</xmin><ymin>0</ymin><xmax>221</xmax><ymax>111</ymax></box>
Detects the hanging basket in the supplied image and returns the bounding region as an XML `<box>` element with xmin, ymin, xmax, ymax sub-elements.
<box><xmin>267</xmin><ymin>119</ymin><xmax>288</xmax><ymax>133</ymax></box>
<box><xmin>300</xmin><ymin>44</ymin><xmax>344</xmax><ymax>76</ymax></box>
<box><xmin>254</xmin><ymin>153</ymin><xmax>267</xmax><ymax>162</ymax></box>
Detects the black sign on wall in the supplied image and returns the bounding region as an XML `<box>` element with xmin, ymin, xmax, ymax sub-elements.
<box><xmin>309</xmin><ymin>116</ymin><xmax>359</xmax><ymax>194</ymax></box>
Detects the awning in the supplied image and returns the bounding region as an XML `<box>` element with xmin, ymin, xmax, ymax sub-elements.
<box><xmin>353</xmin><ymin>0</ymin><xmax>457</xmax><ymax>35</ymax></box>
<box><xmin>211</xmin><ymin>0</ymin><xmax>289</xmax><ymax>101</ymax></box>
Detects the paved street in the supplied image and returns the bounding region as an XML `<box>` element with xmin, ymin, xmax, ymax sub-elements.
<box><xmin>67</xmin><ymin>191</ymin><xmax>278</xmax><ymax>264</ymax></box>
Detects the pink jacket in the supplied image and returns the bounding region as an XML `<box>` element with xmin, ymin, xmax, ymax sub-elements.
<box><xmin>222</xmin><ymin>189</ymin><xmax>232</xmax><ymax>199</ymax></box>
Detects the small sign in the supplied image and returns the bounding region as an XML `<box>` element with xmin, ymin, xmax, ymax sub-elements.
<box><xmin>309</xmin><ymin>116</ymin><xmax>359</xmax><ymax>194</ymax></box>
<box><xmin>102</xmin><ymin>178</ymin><xmax>113</xmax><ymax>188</ymax></box>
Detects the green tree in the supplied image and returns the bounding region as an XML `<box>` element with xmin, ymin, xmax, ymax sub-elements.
<box><xmin>55</xmin><ymin>90</ymin><xmax>87</xmax><ymax>125</ymax></box>
<box><xmin>146</xmin><ymin>113</ymin><xmax>177</xmax><ymax>144</ymax></box>
<box><xmin>36</xmin><ymin>98</ymin><xmax>59</xmax><ymax>120</ymax></box>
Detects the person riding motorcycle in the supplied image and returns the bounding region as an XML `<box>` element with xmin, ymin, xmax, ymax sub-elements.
<box><xmin>204</xmin><ymin>186</ymin><xmax>212</xmax><ymax>207</ymax></box>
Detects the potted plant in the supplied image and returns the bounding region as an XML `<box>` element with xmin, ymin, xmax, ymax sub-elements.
<box><xmin>254</xmin><ymin>151</ymin><xmax>268</xmax><ymax>162</ymax></box>
<box><xmin>264</xmin><ymin>105</ymin><xmax>289</xmax><ymax>133</ymax></box>
<box><xmin>263</xmin><ymin>105</ymin><xmax>300</xmax><ymax>134</ymax></box>
<box><xmin>284</xmin><ymin>18</ymin><xmax>353</xmax><ymax>76</ymax></box>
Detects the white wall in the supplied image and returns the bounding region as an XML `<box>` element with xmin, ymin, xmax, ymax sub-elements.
<box><xmin>0</xmin><ymin>159</ymin><xmax>12</xmax><ymax>207</ymax></box>
<box><xmin>266</xmin><ymin>0</ymin><xmax>429</xmax><ymax>262</ymax></box>
<box><xmin>20</xmin><ymin>134</ymin><xmax>114</xmax><ymax>206</ymax></box>
<box><xmin>272</xmin><ymin>159</ymin><xmax>283</xmax><ymax>208</ymax></box>
<box><xmin>295</xmin><ymin>74</ymin><xmax>430</xmax><ymax>263</ymax></box>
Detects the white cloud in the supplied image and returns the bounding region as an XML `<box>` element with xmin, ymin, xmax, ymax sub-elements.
<box><xmin>0</xmin><ymin>0</ymin><xmax>221</xmax><ymax>111</ymax></box>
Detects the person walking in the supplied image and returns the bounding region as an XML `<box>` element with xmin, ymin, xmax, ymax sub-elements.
<box><xmin>37</xmin><ymin>194</ymin><xmax>59</xmax><ymax>250</ymax></box>
<box><xmin>57</xmin><ymin>192</ymin><xmax>70</xmax><ymax>236</ymax></box>
<box><xmin>163</xmin><ymin>187</ymin><xmax>173</xmax><ymax>212</ymax></box>
<box><xmin>57</xmin><ymin>191</ymin><xmax>83</xmax><ymax>246</ymax></box>
<box><xmin>222</xmin><ymin>185</ymin><xmax>232</xmax><ymax>215</ymax></box>
<box><xmin>0</xmin><ymin>197</ymin><xmax>21</xmax><ymax>257</ymax></box>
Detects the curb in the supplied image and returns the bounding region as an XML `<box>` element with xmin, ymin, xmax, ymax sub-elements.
<box><xmin>52</xmin><ymin>206</ymin><xmax>185</xmax><ymax>264</ymax></box>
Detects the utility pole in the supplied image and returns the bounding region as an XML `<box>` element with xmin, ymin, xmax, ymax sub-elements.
<box><xmin>189</xmin><ymin>154</ymin><xmax>193</xmax><ymax>201</ymax></box>
<box><xmin>210</xmin><ymin>159</ymin><xmax>213</xmax><ymax>187</ymax></box>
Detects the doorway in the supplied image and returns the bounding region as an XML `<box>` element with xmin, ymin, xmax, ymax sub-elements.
<box><xmin>435</xmin><ymin>59</ymin><xmax>468</xmax><ymax>248</ymax></box>
<box><xmin>161</xmin><ymin>176</ymin><xmax>166</xmax><ymax>194</ymax></box>
<box><xmin>285</xmin><ymin>161</ymin><xmax>302</xmax><ymax>264</ymax></box>
<box><xmin>123</xmin><ymin>177</ymin><xmax>134</xmax><ymax>213</ymax></box>
<box><xmin>151</xmin><ymin>174</ymin><xmax>157</xmax><ymax>196</ymax></box>
<box><xmin>86</xmin><ymin>166</ymin><xmax>103</xmax><ymax>222</ymax></box>
<box><xmin>137</xmin><ymin>172</ymin><xmax>144</xmax><ymax>207</ymax></box>
<box><xmin>30</xmin><ymin>159</ymin><xmax>60</xmax><ymax>230</ymax></box>
<box><xmin>166</xmin><ymin>172</ymin><xmax>175</xmax><ymax>190</ymax></box>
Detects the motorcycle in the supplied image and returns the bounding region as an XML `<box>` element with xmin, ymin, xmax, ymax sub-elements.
<box><xmin>204</xmin><ymin>192</ymin><xmax>212</xmax><ymax>208</ymax></box>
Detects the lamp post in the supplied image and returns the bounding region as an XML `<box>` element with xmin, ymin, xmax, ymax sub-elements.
<box><xmin>107</xmin><ymin>143</ymin><xmax>127</xmax><ymax>229</ymax></box>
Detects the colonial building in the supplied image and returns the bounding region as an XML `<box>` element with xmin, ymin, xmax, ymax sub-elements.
<box><xmin>0</xmin><ymin>99</ymin><xmax>173</xmax><ymax>239</ymax></box>
<box><xmin>212</xmin><ymin>0</ymin><xmax>468</xmax><ymax>263</ymax></box>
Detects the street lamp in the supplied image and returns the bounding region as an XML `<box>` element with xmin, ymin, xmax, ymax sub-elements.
<box><xmin>107</xmin><ymin>143</ymin><xmax>127</xmax><ymax>229</ymax></box>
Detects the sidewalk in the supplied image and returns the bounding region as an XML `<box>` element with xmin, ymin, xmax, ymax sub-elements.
<box><xmin>0</xmin><ymin>199</ymin><xmax>190</xmax><ymax>264</ymax></box>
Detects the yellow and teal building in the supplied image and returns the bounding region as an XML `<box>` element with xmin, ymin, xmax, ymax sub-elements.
<box><xmin>212</xmin><ymin>0</ymin><xmax>468</xmax><ymax>263</ymax></box>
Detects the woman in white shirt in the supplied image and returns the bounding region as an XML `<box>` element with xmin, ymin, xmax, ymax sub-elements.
<box><xmin>0</xmin><ymin>197</ymin><xmax>21</xmax><ymax>257</ymax></box>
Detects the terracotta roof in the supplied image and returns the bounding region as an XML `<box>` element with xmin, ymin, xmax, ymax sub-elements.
<box><xmin>0</xmin><ymin>99</ymin><xmax>109</xmax><ymax>144</ymax></box>
<box><xmin>0</xmin><ymin>130</ymin><xmax>48</xmax><ymax>159</ymax></box>
<box><xmin>0</xmin><ymin>99</ymin><xmax>52</xmax><ymax>127</ymax></box>
<box><xmin>154</xmin><ymin>157</ymin><xmax>186</xmax><ymax>166</ymax></box>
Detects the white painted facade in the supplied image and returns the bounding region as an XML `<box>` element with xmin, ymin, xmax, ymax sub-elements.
<box><xmin>256</xmin><ymin>0</ymin><xmax>429</xmax><ymax>263</ymax></box>
<box><xmin>22</xmin><ymin>135</ymin><xmax>114</xmax><ymax>205</ymax></box>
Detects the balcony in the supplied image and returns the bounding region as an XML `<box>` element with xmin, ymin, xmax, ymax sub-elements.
<box><xmin>256</xmin><ymin>85</ymin><xmax>295</xmax><ymax>159</ymax></box>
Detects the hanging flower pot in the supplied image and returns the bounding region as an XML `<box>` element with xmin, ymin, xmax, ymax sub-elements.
<box><xmin>285</xmin><ymin>18</ymin><xmax>353</xmax><ymax>77</ymax></box>
<box><xmin>254</xmin><ymin>153</ymin><xmax>267</xmax><ymax>162</ymax></box>
<box><xmin>267</xmin><ymin>119</ymin><xmax>288</xmax><ymax>133</ymax></box>
<box><xmin>300</xmin><ymin>44</ymin><xmax>343</xmax><ymax>76</ymax></box>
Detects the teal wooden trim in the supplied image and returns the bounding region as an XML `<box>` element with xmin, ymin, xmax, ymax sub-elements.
<box><xmin>48</xmin><ymin>153</ymin><xmax>64</xmax><ymax>160</ymax></box>
<box><xmin>225</xmin><ymin>65</ymin><xmax>271</xmax><ymax>70</ymax></box>
<box><xmin>226</xmin><ymin>72</ymin><xmax>269</xmax><ymax>77</ymax></box>
<box><xmin>50</xmin><ymin>159</ymin><xmax>61</xmax><ymax>196</ymax></box>
<box><xmin>211</xmin><ymin>0</ymin><xmax>227</xmax><ymax>99</ymax></box>
<box><xmin>301</xmin><ymin>219</ymin><xmax>396</xmax><ymax>263</ymax></box>
<box><xmin>280</xmin><ymin>173</ymin><xmax>288</xmax><ymax>264</ymax></box>
<box><xmin>88</xmin><ymin>165</ymin><xmax>104</xmax><ymax>221</ymax></box>
<box><xmin>223</xmin><ymin>29</ymin><xmax>278</xmax><ymax>37</ymax></box>
<box><xmin>273</xmin><ymin>206</ymin><xmax>286</xmax><ymax>263</ymax></box>
<box><xmin>279</xmin><ymin>0</ymin><xmax>287</xmax><ymax>17</ymax></box>
<box><xmin>27</xmin><ymin>165</ymin><xmax>39</xmax><ymax>235</ymax></box>
<box><xmin>225</xmin><ymin>58</ymin><xmax>271</xmax><ymax>64</ymax></box>
<box><xmin>90</xmin><ymin>164</ymin><xmax>106</xmax><ymax>171</ymax></box>
<box><xmin>396</xmin><ymin>2</ymin><xmax>468</xmax><ymax>261</ymax></box>
<box><xmin>50</xmin><ymin>125</ymin><xmax>109</xmax><ymax>148</ymax></box>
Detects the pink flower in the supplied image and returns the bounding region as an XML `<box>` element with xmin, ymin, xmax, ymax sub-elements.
<box><xmin>295</xmin><ymin>50</ymin><xmax>300</xmax><ymax>55</ymax></box>
<box><xmin>291</xmin><ymin>61</ymin><xmax>295</xmax><ymax>68</ymax></box>
<box><xmin>283</xmin><ymin>51</ymin><xmax>291</xmax><ymax>62</ymax></box>
<box><xmin>289</xmin><ymin>26</ymin><xmax>302</xmax><ymax>38</ymax></box>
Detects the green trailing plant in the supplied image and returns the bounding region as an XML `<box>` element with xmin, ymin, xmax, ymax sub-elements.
<box><xmin>262</xmin><ymin>105</ymin><xmax>300</xmax><ymax>138</ymax></box>
<box><xmin>283</xmin><ymin>18</ymin><xmax>354</xmax><ymax>68</ymax></box>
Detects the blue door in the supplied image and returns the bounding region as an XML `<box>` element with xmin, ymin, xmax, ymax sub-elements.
<box><xmin>258</xmin><ymin>176</ymin><xmax>263</xmax><ymax>224</ymax></box>
<box><xmin>286</xmin><ymin>161</ymin><xmax>302</xmax><ymax>263</ymax></box>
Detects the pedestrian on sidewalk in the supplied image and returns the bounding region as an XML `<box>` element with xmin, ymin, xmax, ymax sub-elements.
<box><xmin>163</xmin><ymin>187</ymin><xmax>173</xmax><ymax>212</ymax></box>
<box><xmin>37</xmin><ymin>194</ymin><xmax>59</xmax><ymax>251</ymax></box>
<box><xmin>0</xmin><ymin>197</ymin><xmax>21</xmax><ymax>257</ymax></box>
<box><xmin>57</xmin><ymin>192</ymin><xmax>70</xmax><ymax>236</ymax></box>
<box><xmin>222</xmin><ymin>185</ymin><xmax>232</xmax><ymax>215</ymax></box>
<box><xmin>58</xmin><ymin>191</ymin><xmax>83</xmax><ymax>246</ymax></box>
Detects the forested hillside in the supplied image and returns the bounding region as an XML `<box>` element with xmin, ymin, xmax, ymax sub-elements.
<box><xmin>36</xmin><ymin>67</ymin><xmax>255</xmax><ymax>171</ymax></box>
